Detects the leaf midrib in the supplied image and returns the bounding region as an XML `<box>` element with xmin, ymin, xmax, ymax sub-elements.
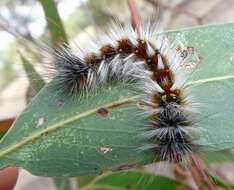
<box><xmin>0</xmin><ymin>74</ymin><xmax>233</xmax><ymax>158</ymax></box>
<box><xmin>0</xmin><ymin>96</ymin><xmax>138</xmax><ymax>158</ymax></box>
<box><xmin>186</xmin><ymin>75</ymin><xmax>234</xmax><ymax>86</ymax></box>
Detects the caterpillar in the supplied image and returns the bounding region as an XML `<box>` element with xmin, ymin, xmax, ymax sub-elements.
<box><xmin>49</xmin><ymin>18</ymin><xmax>199</xmax><ymax>162</ymax></box>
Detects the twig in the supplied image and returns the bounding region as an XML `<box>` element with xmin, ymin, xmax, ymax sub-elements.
<box><xmin>174</xmin><ymin>164</ymin><xmax>190</xmax><ymax>178</ymax></box>
<box><xmin>147</xmin><ymin>0</ymin><xmax>202</xmax><ymax>24</ymax></box>
<box><xmin>0</xmin><ymin>25</ymin><xmax>29</xmax><ymax>51</ymax></box>
<box><xmin>190</xmin><ymin>155</ymin><xmax>216</xmax><ymax>190</ymax></box>
<box><xmin>127</xmin><ymin>0</ymin><xmax>140</xmax><ymax>37</ymax></box>
<box><xmin>0</xmin><ymin>19</ymin><xmax>36</xmax><ymax>54</ymax></box>
<box><xmin>186</xmin><ymin>158</ymin><xmax>204</xmax><ymax>190</ymax></box>
<box><xmin>200</xmin><ymin>0</ymin><xmax>224</xmax><ymax>19</ymax></box>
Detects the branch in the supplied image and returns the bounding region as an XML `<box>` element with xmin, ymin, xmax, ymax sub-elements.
<box><xmin>147</xmin><ymin>0</ymin><xmax>202</xmax><ymax>24</ymax></box>
<box><xmin>190</xmin><ymin>155</ymin><xmax>216</xmax><ymax>190</ymax></box>
<box><xmin>174</xmin><ymin>164</ymin><xmax>190</xmax><ymax>178</ymax></box>
<box><xmin>186</xmin><ymin>158</ymin><xmax>204</xmax><ymax>190</ymax></box>
<box><xmin>127</xmin><ymin>0</ymin><xmax>140</xmax><ymax>37</ymax></box>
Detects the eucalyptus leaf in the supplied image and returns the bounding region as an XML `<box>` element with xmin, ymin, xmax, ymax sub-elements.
<box><xmin>0</xmin><ymin>81</ymin><xmax>150</xmax><ymax>177</ymax></box>
<box><xmin>20</xmin><ymin>53</ymin><xmax>45</xmax><ymax>103</ymax></box>
<box><xmin>85</xmin><ymin>170</ymin><xmax>194</xmax><ymax>190</ymax></box>
<box><xmin>205</xmin><ymin>170</ymin><xmax>234</xmax><ymax>190</ymax></box>
<box><xmin>38</xmin><ymin>0</ymin><xmax>68</xmax><ymax>46</ymax></box>
<box><xmin>199</xmin><ymin>150</ymin><xmax>233</xmax><ymax>163</ymax></box>
<box><xmin>0</xmin><ymin>132</ymin><xmax>6</xmax><ymax>140</ymax></box>
<box><xmin>53</xmin><ymin>178</ymin><xmax>73</xmax><ymax>190</ymax></box>
<box><xmin>77</xmin><ymin>176</ymin><xmax>95</xmax><ymax>188</ymax></box>
<box><xmin>0</xmin><ymin>23</ymin><xmax>234</xmax><ymax>177</ymax></box>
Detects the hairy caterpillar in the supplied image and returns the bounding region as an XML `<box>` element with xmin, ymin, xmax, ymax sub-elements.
<box><xmin>47</xmin><ymin>17</ymin><xmax>200</xmax><ymax>162</ymax></box>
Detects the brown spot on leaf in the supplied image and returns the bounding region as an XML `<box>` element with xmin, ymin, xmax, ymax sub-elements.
<box><xmin>97</xmin><ymin>108</ymin><xmax>109</xmax><ymax>117</ymax></box>
<box><xmin>198</xmin><ymin>54</ymin><xmax>203</xmax><ymax>62</ymax></box>
<box><xmin>126</xmin><ymin>185</ymin><xmax>132</xmax><ymax>190</ymax></box>
<box><xmin>113</xmin><ymin>161</ymin><xmax>136</xmax><ymax>172</ymax></box>
<box><xmin>100</xmin><ymin>146</ymin><xmax>113</xmax><ymax>154</ymax></box>
<box><xmin>57</xmin><ymin>100</ymin><xmax>64</xmax><ymax>107</ymax></box>
<box><xmin>41</xmin><ymin>131</ymin><xmax>49</xmax><ymax>136</ymax></box>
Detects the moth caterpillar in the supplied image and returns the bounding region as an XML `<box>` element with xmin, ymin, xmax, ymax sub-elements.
<box><xmin>48</xmin><ymin>17</ymin><xmax>199</xmax><ymax>162</ymax></box>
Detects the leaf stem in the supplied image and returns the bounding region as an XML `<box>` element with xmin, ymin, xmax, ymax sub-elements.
<box><xmin>174</xmin><ymin>164</ymin><xmax>190</xmax><ymax>178</ymax></box>
<box><xmin>190</xmin><ymin>155</ymin><xmax>216</xmax><ymax>190</ymax></box>
<box><xmin>186</xmin><ymin>158</ymin><xmax>204</xmax><ymax>190</ymax></box>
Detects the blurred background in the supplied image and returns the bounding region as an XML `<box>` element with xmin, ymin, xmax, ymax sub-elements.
<box><xmin>0</xmin><ymin>0</ymin><xmax>234</xmax><ymax>189</ymax></box>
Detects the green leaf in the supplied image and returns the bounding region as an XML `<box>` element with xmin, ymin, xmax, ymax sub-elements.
<box><xmin>199</xmin><ymin>150</ymin><xmax>234</xmax><ymax>163</ymax></box>
<box><xmin>0</xmin><ymin>132</ymin><xmax>7</xmax><ymax>140</ymax></box>
<box><xmin>0</xmin><ymin>23</ymin><xmax>234</xmax><ymax>177</ymax></box>
<box><xmin>53</xmin><ymin>178</ymin><xmax>72</xmax><ymax>190</ymax></box>
<box><xmin>38</xmin><ymin>0</ymin><xmax>68</xmax><ymax>46</ymax></box>
<box><xmin>85</xmin><ymin>170</ymin><xmax>194</xmax><ymax>190</ymax></box>
<box><xmin>205</xmin><ymin>170</ymin><xmax>234</xmax><ymax>190</ymax></box>
<box><xmin>77</xmin><ymin>176</ymin><xmax>96</xmax><ymax>188</ymax></box>
<box><xmin>0</xmin><ymin>81</ymin><xmax>150</xmax><ymax>176</ymax></box>
<box><xmin>20</xmin><ymin>53</ymin><xmax>45</xmax><ymax>103</ymax></box>
<box><xmin>168</xmin><ymin>23</ymin><xmax>234</xmax><ymax>152</ymax></box>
